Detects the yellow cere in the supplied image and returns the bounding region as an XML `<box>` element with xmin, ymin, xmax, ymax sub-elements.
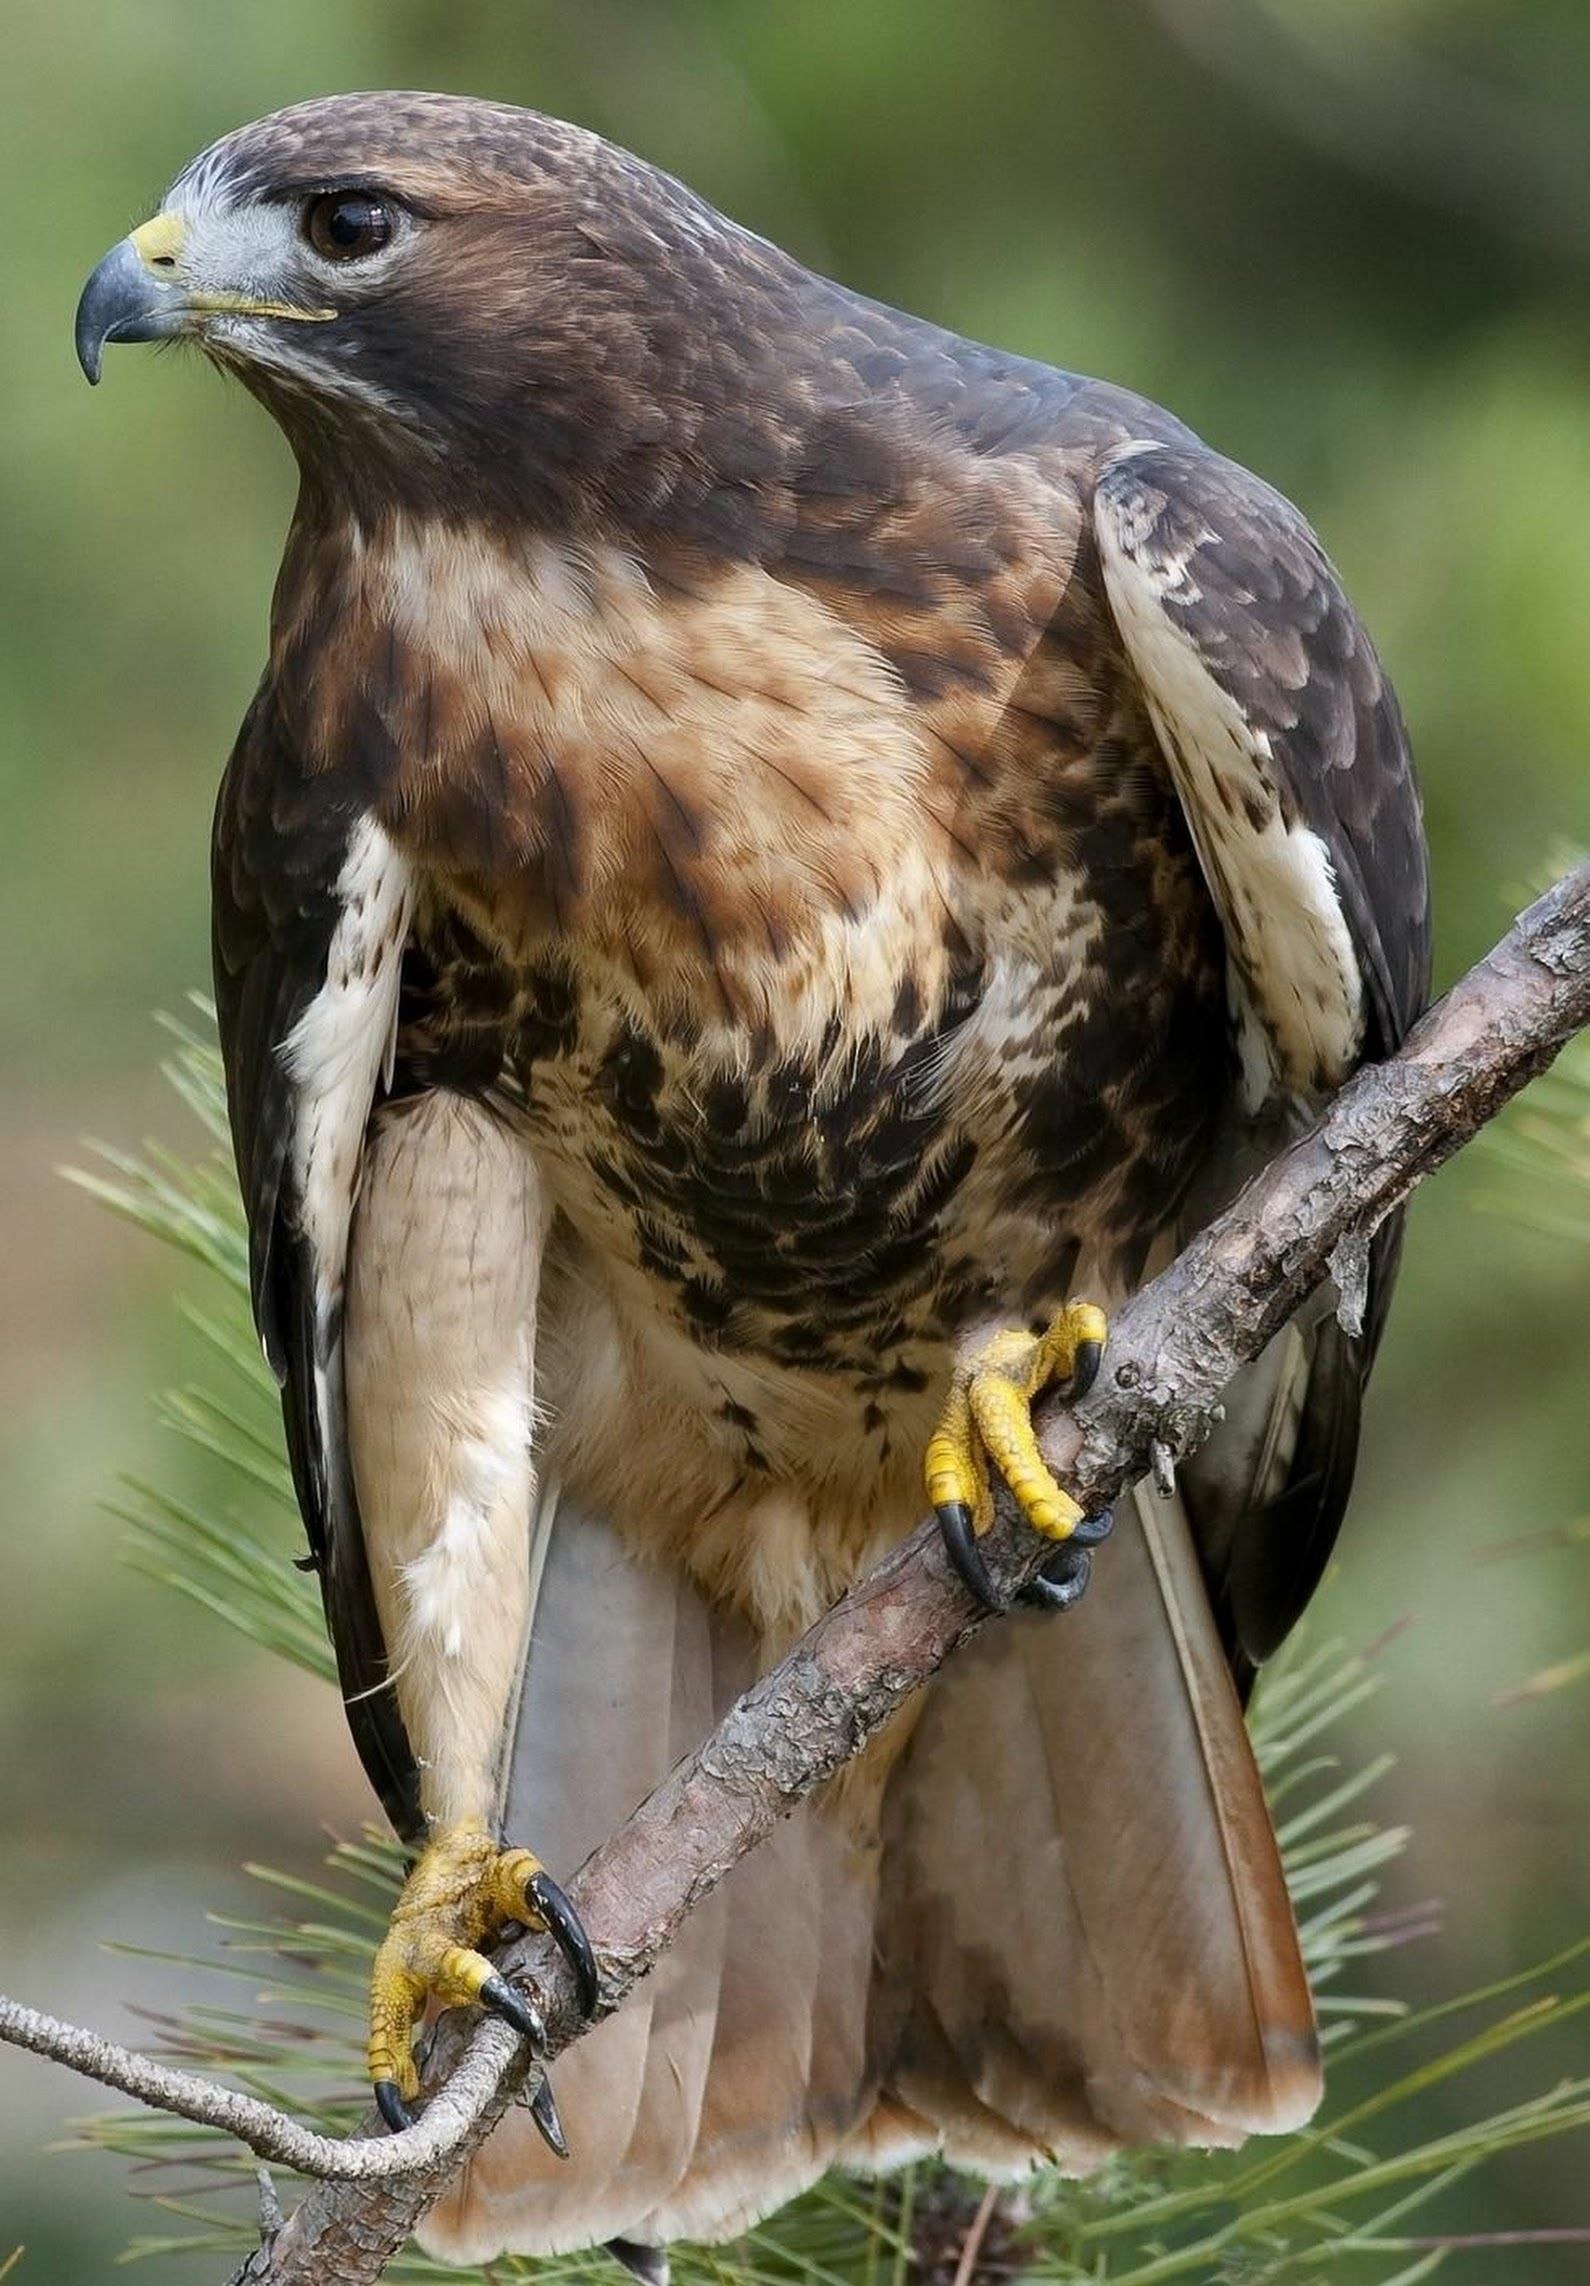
<box><xmin>130</xmin><ymin>211</ymin><xmax>185</xmax><ymax>270</ymax></box>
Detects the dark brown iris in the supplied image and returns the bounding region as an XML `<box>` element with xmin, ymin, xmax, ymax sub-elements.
<box><xmin>302</xmin><ymin>191</ymin><xmax>394</xmax><ymax>262</ymax></box>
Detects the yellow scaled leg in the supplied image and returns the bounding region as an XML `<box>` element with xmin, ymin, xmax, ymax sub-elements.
<box><xmin>926</xmin><ymin>1302</ymin><xmax>1113</xmax><ymax>1610</ymax></box>
<box><xmin>368</xmin><ymin>1818</ymin><xmax>598</xmax><ymax>2144</ymax></box>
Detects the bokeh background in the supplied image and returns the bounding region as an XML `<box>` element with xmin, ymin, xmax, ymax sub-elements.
<box><xmin>3</xmin><ymin>0</ymin><xmax>1588</xmax><ymax>2275</ymax></box>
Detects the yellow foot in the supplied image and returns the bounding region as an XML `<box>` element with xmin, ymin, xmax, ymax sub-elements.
<box><xmin>368</xmin><ymin>1818</ymin><xmax>597</xmax><ymax>2145</ymax></box>
<box><xmin>924</xmin><ymin>1301</ymin><xmax>1114</xmax><ymax>1611</ymax></box>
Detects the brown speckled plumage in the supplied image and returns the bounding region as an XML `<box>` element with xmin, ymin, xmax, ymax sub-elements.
<box><xmin>177</xmin><ymin>92</ymin><xmax>1430</xmax><ymax>2257</ymax></box>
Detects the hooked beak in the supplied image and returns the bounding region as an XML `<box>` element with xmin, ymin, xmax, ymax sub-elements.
<box><xmin>75</xmin><ymin>213</ymin><xmax>190</xmax><ymax>383</ymax></box>
<box><xmin>75</xmin><ymin>209</ymin><xmax>337</xmax><ymax>383</ymax></box>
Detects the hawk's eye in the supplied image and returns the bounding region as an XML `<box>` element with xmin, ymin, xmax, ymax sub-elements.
<box><xmin>302</xmin><ymin>192</ymin><xmax>395</xmax><ymax>263</ymax></box>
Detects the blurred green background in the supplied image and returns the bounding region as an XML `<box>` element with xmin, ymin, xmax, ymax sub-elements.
<box><xmin>2</xmin><ymin>0</ymin><xmax>1588</xmax><ymax>2275</ymax></box>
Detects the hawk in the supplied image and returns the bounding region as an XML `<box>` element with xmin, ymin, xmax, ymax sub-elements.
<box><xmin>76</xmin><ymin>94</ymin><xmax>1429</xmax><ymax>2271</ymax></box>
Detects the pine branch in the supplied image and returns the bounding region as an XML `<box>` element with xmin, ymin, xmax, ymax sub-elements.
<box><xmin>2</xmin><ymin>863</ymin><xmax>1588</xmax><ymax>2286</ymax></box>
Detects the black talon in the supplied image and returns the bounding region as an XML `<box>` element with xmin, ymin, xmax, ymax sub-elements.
<box><xmin>480</xmin><ymin>1972</ymin><xmax>547</xmax><ymax>2048</ymax></box>
<box><xmin>1065</xmin><ymin>1336</ymin><xmax>1105</xmax><ymax>1402</ymax></box>
<box><xmin>529</xmin><ymin>2071</ymin><xmax>570</xmax><ymax>2160</ymax></box>
<box><xmin>374</xmin><ymin>2079</ymin><xmax>415</xmax><ymax>2134</ymax></box>
<box><xmin>1069</xmin><ymin>1504</ymin><xmax>1115</xmax><ymax>1548</ymax></box>
<box><xmin>529</xmin><ymin>1869</ymin><xmax>600</xmax><ymax>2018</ymax></box>
<box><xmin>1021</xmin><ymin>1545</ymin><xmax>1092</xmax><ymax>1612</ymax></box>
<box><xmin>935</xmin><ymin>1499</ymin><xmax>1010</xmax><ymax>1611</ymax></box>
<box><xmin>606</xmin><ymin>2239</ymin><xmax>671</xmax><ymax>2286</ymax></box>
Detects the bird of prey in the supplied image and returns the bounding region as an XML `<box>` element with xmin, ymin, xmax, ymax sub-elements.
<box><xmin>77</xmin><ymin>93</ymin><xmax>1429</xmax><ymax>2271</ymax></box>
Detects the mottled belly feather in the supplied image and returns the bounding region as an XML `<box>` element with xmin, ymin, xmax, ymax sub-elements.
<box><xmin>347</xmin><ymin>518</ymin><xmax>1229</xmax><ymax>1627</ymax></box>
<box><xmin>389</xmin><ymin>804</ymin><xmax>1224</xmax><ymax>1640</ymax></box>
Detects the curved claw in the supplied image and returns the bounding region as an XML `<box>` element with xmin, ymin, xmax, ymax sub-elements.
<box><xmin>529</xmin><ymin>2071</ymin><xmax>570</xmax><ymax>2160</ymax></box>
<box><xmin>1020</xmin><ymin>1503</ymin><xmax>1113</xmax><ymax>1610</ymax></box>
<box><xmin>938</xmin><ymin>1498</ymin><xmax>1112</xmax><ymax>1616</ymax></box>
<box><xmin>1021</xmin><ymin>1546</ymin><xmax>1092</xmax><ymax>1612</ymax></box>
<box><xmin>1068</xmin><ymin>1504</ymin><xmax>1115</xmax><ymax>1548</ymax></box>
<box><xmin>480</xmin><ymin>1971</ymin><xmax>547</xmax><ymax>2048</ymax></box>
<box><xmin>374</xmin><ymin>2079</ymin><xmax>415</xmax><ymax>2134</ymax></box>
<box><xmin>528</xmin><ymin>1869</ymin><xmax>600</xmax><ymax>2018</ymax></box>
<box><xmin>1065</xmin><ymin>1335</ymin><xmax>1105</xmax><ymax>1401</ymax></box>
<box><xmin>607</xmin><ymin>2239</ymin><xmax>671</xmax><ymax>2286</ymax></box>
<box><xmin>935</xmin><ymin>1499</ymin><xmax>1009</xmax><ymax>1611</ymax></box>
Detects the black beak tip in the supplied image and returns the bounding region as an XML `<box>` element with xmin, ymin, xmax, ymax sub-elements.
<box><xmin>75</xmin><ymin>324</ymin><xmax>104</xmax><ymax>387</ymax></box>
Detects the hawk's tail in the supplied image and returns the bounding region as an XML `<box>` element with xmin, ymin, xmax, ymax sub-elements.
<box><xmin>420</xmin><ymin>1480</ymin><xmax>1318</xmax><ymax>2267</ymax></box>
<box><xmin>854</xmin><ymin>1478</ymin><xmax>1321</xmax><ymax>2172</ymax></box>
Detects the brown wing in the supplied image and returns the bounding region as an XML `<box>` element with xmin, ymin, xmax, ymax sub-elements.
<box><xmin>1095</xmin><ymin>441</ymin><xmax>1431</xmax><ymax>1677</ymax></box>
<box><xmin>212</xmin><ymin>681</ymin><xmax>422</xmax><ymax>1837</ymax></box>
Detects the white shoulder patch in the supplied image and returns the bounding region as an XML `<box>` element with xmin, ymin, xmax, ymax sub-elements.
<box><xmin>284</xmin><ymin>816</ymin><xmax>414</xmax><ymax>1332</ymax></box>
<box><xmin>1097</xmin><ymin>484</ymin><xmax>1363</xmax><ymax>1104</ymax></box>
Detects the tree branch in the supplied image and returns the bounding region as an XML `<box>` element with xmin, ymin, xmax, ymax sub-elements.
<box><xmin>2</xmin><ymin>864</ymin><xmax>1586</xmax><ymax>2285</ymax></box>
<box><xmin>0</xmin><ymin>1993</ymin><xmax>520</xmax><ymax>2182</ymax></box>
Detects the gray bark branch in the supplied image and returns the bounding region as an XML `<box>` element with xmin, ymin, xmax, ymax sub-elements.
<box><xmin>1</xmin><ymin>864</ymin><xmax>1586</xmax><ymax>2284</ymax></box>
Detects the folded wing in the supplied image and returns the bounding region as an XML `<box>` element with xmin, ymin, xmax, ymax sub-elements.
<box><xmin>211</xmin><ymin>683</ymin><xmax>422</xmax><ymax>1835</ymax></box>
<box><xmin>1095</xmin><ymin>442</ymin><xmax>1430</xmax><ymax>1675</ymax></box>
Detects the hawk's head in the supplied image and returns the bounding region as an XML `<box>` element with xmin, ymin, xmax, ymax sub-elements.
<box><xmin>75</xmin><ymin>92</ymin><xmax>801</xmax><ymax>524</ymax></box>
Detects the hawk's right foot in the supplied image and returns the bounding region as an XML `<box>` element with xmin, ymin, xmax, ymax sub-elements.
<box><xmin>368</xmin><ymin>1818</ymin><xmax>598</xmax><ymax>2140</ymax></box>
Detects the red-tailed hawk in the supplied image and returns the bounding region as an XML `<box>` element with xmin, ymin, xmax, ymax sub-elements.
<box><xmin>77</xmin><ymin>93</ymin><xmax>1429</xmax><ymax>2274</ymax></box>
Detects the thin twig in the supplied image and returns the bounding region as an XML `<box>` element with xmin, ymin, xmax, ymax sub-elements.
<box><xmin>0</xmin><ymin>865</ymin><xmax>1585</xmax><ymax>2286</ymax></box>
<box><xmin>950</xmin><ymin>2183</ymin><xmax>1003</xmax><ymax>2286</ymax></box>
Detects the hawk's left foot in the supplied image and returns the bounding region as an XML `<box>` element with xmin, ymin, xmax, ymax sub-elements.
<box><xmin>925</xmin><ymin>1301</ymin><xmax>1111</xmax><ymax>1612</ymax></box>
<box><xmin>368</xmin><ymin>1818</ymin><xmax>597</xmax><ymax>2141</ymax></box>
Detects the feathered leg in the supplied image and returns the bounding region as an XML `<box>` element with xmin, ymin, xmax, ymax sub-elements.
<box><xmin>343</xmin><ymin>1091</ymin><xmax>594</xmax><ymax>2130</ymax></box>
